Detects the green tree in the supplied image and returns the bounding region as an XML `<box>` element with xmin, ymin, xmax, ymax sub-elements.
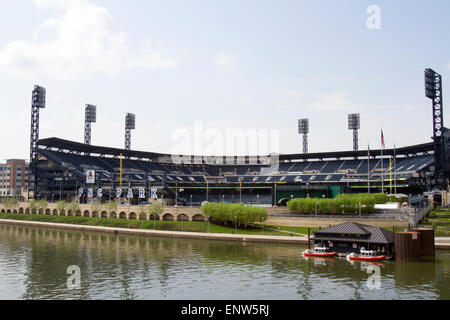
<box><xmin>148</xmin><ymin>202</ymin><xmax>164</xmax><ymax>219</ymax></box>
<box><xmin>104</xmin><ymin>201</ymin><xmax>117</xmax><ymax>218</ymax></box>
<box><xmin>37</xmin><ymin>200</ymin><xmax>48</xmax><ymax>214</ymax></box>
<box><xmin>1</xmin><ymin>198</ymin><xmax>18</xmax><ymax>211</ymax></box>
<box><xmin>56</xmin><ymin>201</ymin><xmax>67</xmax><ymax>214</ymax></box>
<box><xmin>28</xmin><ymin>199</ymin><xmax>39</xmax><ymax>214</ymax></box>
<box><xmin>66</xmin><ymin>202</ymin><xmax>80</xmax><ymax>216</ymax></box>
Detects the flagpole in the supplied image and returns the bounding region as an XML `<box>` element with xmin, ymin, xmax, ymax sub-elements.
<box><xmin>389</xmin><ymin>156</ymin><xmax>392</xmax><ymax>195</ymax></box>
<box><xmin>394</xmin><ymin>143</ymin><xmax>397</xmax><ymax>196</ymax></box>
<box><xmin>381</xmin><ymin>129</ymin><xmax>384</xmax><ymax>194</ymax></box>
<box><xmin>368</xmin><ymin>143</ymin><xmax>370</xmax><ymax>194</ymax></box>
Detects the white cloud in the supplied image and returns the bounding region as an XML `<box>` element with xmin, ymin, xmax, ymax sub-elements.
<box><xmin>0</xmin><ymin>0</ymin><xmax>178</xmax><ymax>80</ymax></box>
<box><xmin>306</xmin><ymin>91</ymin><xmax>357</xmax><ymax>112</ymax></box>
<box><xmin>214</xmin><ymin>53</ymin><xmax>235</xmax><ymax>73</ymax></box>
<box><xmin>240</xmin><ymin>95</ymin><xmax>252</xmax><ymax>105</ymax></box>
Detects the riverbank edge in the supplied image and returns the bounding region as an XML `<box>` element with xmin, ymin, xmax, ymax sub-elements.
<box><xmin>1</xmin><ymin>218</ymin><xmax>449</xmax><ymax>249</ymax></box>
<box><xmin>0</xmin><ymin>218</ymin><xmax>310</xmax><ymax>245</ymax></box>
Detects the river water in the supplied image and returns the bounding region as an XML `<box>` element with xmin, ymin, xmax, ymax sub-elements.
<box><xmin>0</xmin><ymin>223</ymin><xmax>448</xmax><ymax>300</ymax></box>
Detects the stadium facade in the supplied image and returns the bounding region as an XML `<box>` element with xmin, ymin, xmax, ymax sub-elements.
<box><xmin>34</xmin><ymin>136</ymin><xmax>449</xmax><ymax>206</ymax></box>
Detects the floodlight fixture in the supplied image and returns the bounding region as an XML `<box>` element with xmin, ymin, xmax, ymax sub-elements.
<box><xmin>85</xmin><ymin>104</ymin><xmax>97</xmax><ymax>123</ymax></box>
<box><xmin>125</xmin><ymin>113</ymin><xmax>136</xmax><ymax>150</ymax></box>
<box><xmin>32</xmin><ymin>85</ymin><xmax>46</xmax><ymax>109</ymax></box>
<box><xmin>425</xmin><ymin>68</ymin><xmax>437</xmax><ymax>99</ymax></box>
<box><xmin>348</xmin><ymin>113</ymin><xmax>360</xmax><ymax>130</ymax></box>
<box><xmin>298</xmin><ymin>119</ymin><xmax>309</xmax><ymax>134</ymax></box>
<box><xmin>126</xmin><ymin>113</ymin><xmax>136</xmax><ymax>130</ymax></box>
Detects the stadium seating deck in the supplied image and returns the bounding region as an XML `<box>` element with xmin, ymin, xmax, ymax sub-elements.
<box><xmin>38</xmin><ymin>147</ymin><xmax>435</xmax><ymax>188</ymax></box>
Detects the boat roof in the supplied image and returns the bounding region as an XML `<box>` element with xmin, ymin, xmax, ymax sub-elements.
<box><xmin>312</xmin><ymin>222</ymin><xmax>394</xmax><ymax>244</ymax></box>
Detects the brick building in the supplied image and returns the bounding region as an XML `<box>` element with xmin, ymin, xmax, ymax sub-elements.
<box><xmin>0</xmin><ymin>159</ymin><xmax>32</xmax><ymax>199</ymax></box>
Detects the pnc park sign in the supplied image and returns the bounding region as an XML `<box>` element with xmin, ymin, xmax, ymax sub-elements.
<box><xmin>78</xmin><ymin>188</ymin><xmax>158</xmax><ymax>199</ymax></box>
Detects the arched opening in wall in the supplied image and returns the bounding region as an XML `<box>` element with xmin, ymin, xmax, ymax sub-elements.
<box><xmin>6</xmin><ymin>210</ymin><xmax>11</xmax><ymax>213</ymax></box>
<box><xmin>19</xmin><ymin>208</ymin><xmax>24</xmax><ymax>214</ymax></box>
<box><xmin>192</xmin><ymin>214</ymin><xmax>206</xmax><ymax>222</ymax></box>
<box><xmin>45</xmin><ymin>209</ymin><xmax>51</xmax><ymax>215</ymax></box>
<box><xmin>25</xmin><ymin>208</ymin><xmax>30</xmax><ymax>214</ymax></box>
<box><xmin>53</xmin><ymin>209</ymin><xmax>58</xmax><ymax>216</ymax></box>
<box><xmin>13</xmin><ymin>209</ymin><xmax>18</xmax><ymax>214</ymax></box>
<box><xmin>83</xmin><ymin>211</ymin><xmax>90</xmax><ymax>217</ymax></box>
<box><xmin>162</xmin><ymin>213</ymin><xmax>174</xmax><ymax>221</ymax></box>
<box><xmin>0</xmin><ymin>209</ymin><xmax>5</xmax><ymax>213</ymax></box>
<box><xmin>101</xmin><ymin>211</ymin><xmax>108</xmax><ymax>218</ymax></box>
<box><xmin>92</xmin><ymin>211</ymin><xmax>98</xmax><ymax>218</ymax></box>
<box><xmin>129</xmin><ymin>212</ymin><xmax>137</xmax><ymax>220</ymax></box>
<box><xmin>149</xmin><ymin>213</ymin><xmax>159</xmax><ymax>221</ymax></box>
<box><xmin>110</xmin><ymin>212</ymin><xmax>117</xmax><ymax>219</ymax></box>
<box><xmin>177</xmin><ymin>214</ymin><xmax>189</xmax><ymax>221</ymax></box>
<box><xmin>76</xmin><ymin>210</ymin><xmax>82</xmax><ymax>217</ymax></box>
<box><xmin>119</xmin><ymin>212</ymin><xmax>127</xmax><ymax>219</ymax></box>
<box><xmin>66</xmin><ymin>210</ymin><xmax>72</xmax><ymax>217</ymax></box>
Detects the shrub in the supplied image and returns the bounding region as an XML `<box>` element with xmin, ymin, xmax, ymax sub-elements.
<box><xmin>66</xmin><ymin>202</ymin><xmax>80</xmax><ymax>215</ymax></box>
<box><xmin>287</xmin><ymin>193</ymin><xmax>392</xmax><ymax>215</ymax></box>
<box><xmin>202</xmin><ymin>202</ymin><xmax>268</xmax><ymax>227</ymax></box>
<box><xmin>148</xmin><ymin>202</ymin><xmax>164</xmax><ymax>216</ymax></box>
<box><xmin>1</xmin><ymin>198</ymin><xmax>19</xmax><ymax>210</ymax></box>
<box><xmin>56</xmin><ymin>201</ymin><xmax>67</xmax><ymax>213</ymax></box>
<box><xmin>28</xmin><ymin>199</ymin><xmax>39</xmax><ymax>214</ymax></box>
<box><xmin>104</xmin><ymin>201</ymin><xmax>118</xmax><ymax>214</ymax></box>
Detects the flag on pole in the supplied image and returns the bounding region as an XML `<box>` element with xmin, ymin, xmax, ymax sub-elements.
<box><xmin>381</xmin><ymin>129</ymin><xmax>386</xmax><ymax>149</ymax></box>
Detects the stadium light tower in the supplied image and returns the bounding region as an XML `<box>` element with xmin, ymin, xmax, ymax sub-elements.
<box><xmin>29</xmin><ymin>85</ymin><xmax>46</xmax><ymax>200</ymax></box>
<box><xmin>298</xmin><ymin>119</ymin><xmax>309</xmax><ymax>154</ymax></box>
<box><xmin>84</xmin><ymin>104</ymin><xmax>97</xmax><ymax>145</ymax></box>
<box><xmin>348</xmin><ymin>113</ymin><xmax>360</xmax><ymax>151</ymax></box>
<box><xmin>125</xmin><ymin>113</ymin><xmax>136</xmax><ymax>150</ymax></box>
<box><xmin>425</xmin><ymin>68</ymin><xmax>447</xmax><ymax>190</ymax></box>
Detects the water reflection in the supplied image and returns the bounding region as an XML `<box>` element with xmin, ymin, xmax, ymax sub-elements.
<box><xmin>0</xmin><ymin>224</ymin><xmax>448</xmax><ymax>300</ymax></box>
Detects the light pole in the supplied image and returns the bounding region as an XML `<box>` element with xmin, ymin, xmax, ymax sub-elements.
<box><xmin>348</xmin><ymin>113</ymin><xmax>360</xmax><ymax>151</ymax></box>
<box><xmin>175</xmin><ymin>183</ymin><xmax>178</xmax><ymax>207</ymax></box>
<box><xmin>292</xmin><ymin>217</ymin><xmax>295</xmax><ymax>236</ymax></box>
<box><xmin>239</xmin><ymin>177</ymin><xmax>243</xmax><ymax>204</ymax></box>
<box><xmin>261</xmin><ymin>216</ymin><xmax>264</xmax><ymax>235</ymax></box>
<box><xmin>298</xmin><ymin>119</ymin><xmax>309</xmax><ymax>154</ymax></box>
<box><xmin>257</xmin><ymin>194</ymin><xmax>260</xmax><ymax>205</ymax></box>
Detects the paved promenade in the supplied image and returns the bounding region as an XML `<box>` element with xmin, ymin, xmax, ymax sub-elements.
<box><xmin>0</xmin><ymin>219</ymin><xmax>310</xmax><ymax>245</ymax></box>
<box><xmin>1</xmin><ymin>218</ymin><xmax>449</xmax><ymax>249</ymax></box>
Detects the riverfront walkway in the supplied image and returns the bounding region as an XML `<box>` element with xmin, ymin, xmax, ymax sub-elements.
<box><xmin>1</xmin><ymin>218</ymin><xmax>450</xmax><ymax>249</ymax></box>
<box><xmin>0</xmin><ymin>219</ymin><xmax>310</xmax><ymax>245</ymax></box>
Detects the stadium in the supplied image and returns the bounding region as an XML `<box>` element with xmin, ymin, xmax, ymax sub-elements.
<box><xmin>30</xmin><ymin>69</ymin><xmax>450</xmax><ymax>207</ymax></box>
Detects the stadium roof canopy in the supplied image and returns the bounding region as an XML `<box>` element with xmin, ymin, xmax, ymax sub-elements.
<box><xmin>38</xmin><ymin>137</ymin><xmax>171</xmax><ymax>160</ymax></box>
<box><xmin>278</xmin><ymin>142</ymin><xmax>434</xmax><ymax>161</ymax></box>
<box><xmin>38</xmin><ymin>137</ymin><xmax>434</xmax><ymax>162</ymax></box>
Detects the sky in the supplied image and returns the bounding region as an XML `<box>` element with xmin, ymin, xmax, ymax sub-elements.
<box><xmin>0</xmin><ymin>0</ymin><xmax>449</xmax><ymax>162</ymax></box>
